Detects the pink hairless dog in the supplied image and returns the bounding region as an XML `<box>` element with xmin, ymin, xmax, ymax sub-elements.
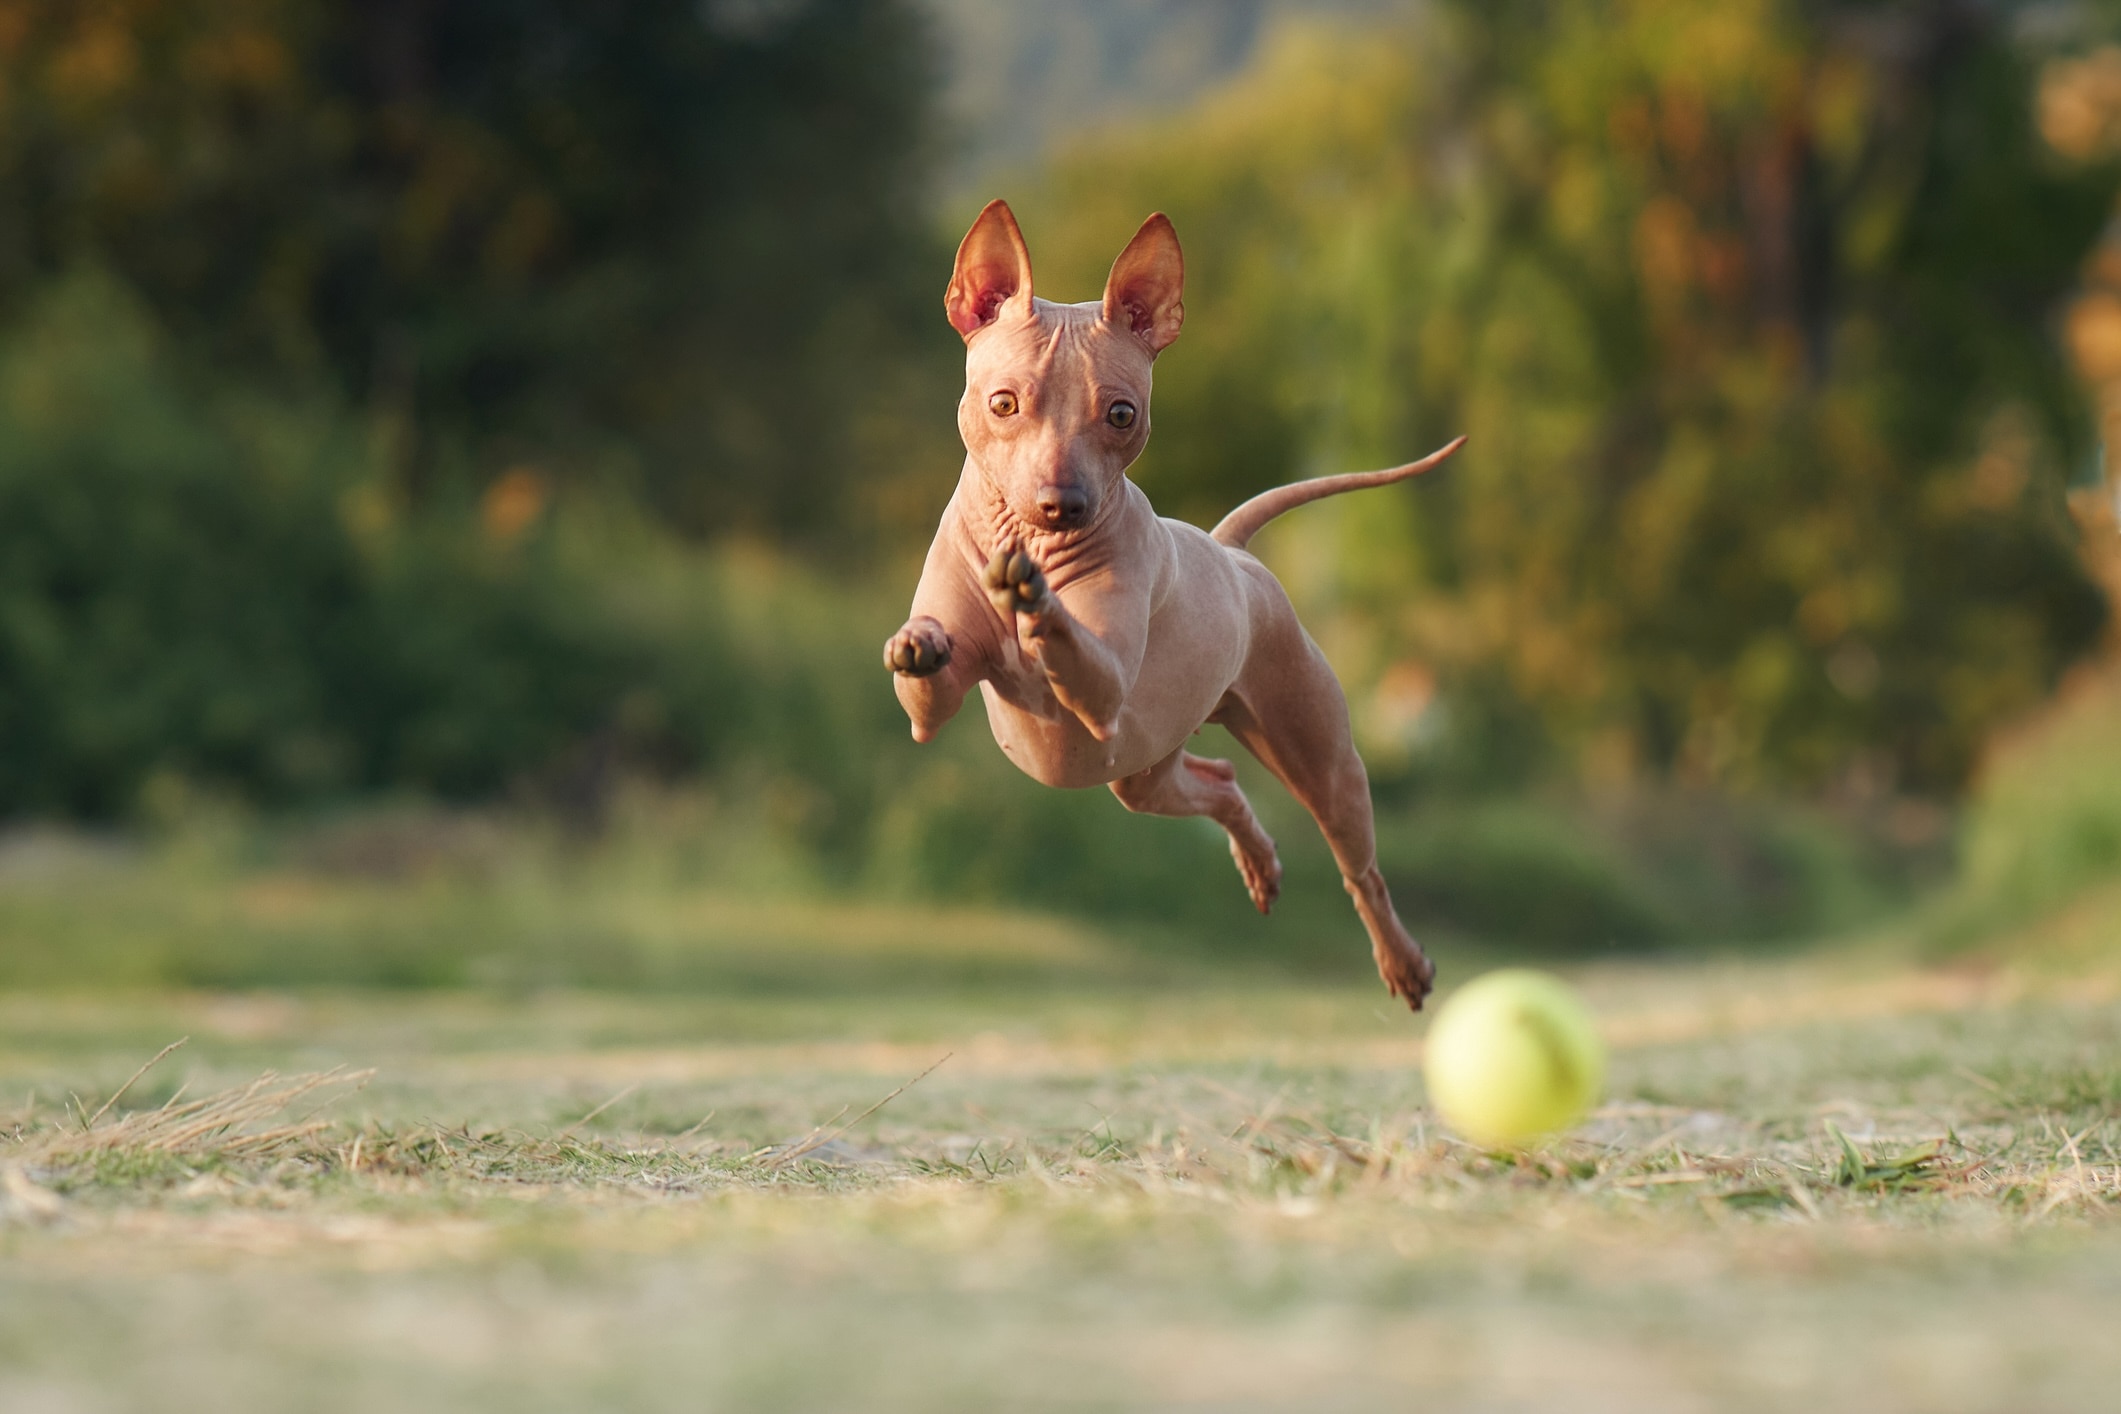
<box><xmin>883</xmin><ymin>200</ymin><xmax>1463</xmax><ymax>1009</ymax></box>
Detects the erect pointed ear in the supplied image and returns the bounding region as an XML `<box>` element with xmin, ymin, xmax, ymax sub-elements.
<box><xmin>945</xmin><ymin>199</ymin><xmax>1034</xmax><ymax>340</ymax></box>
<box><xmin>1102</xmin><ymin>212</ymin><xmax>1184</xmax><ymax>354</ymax></box>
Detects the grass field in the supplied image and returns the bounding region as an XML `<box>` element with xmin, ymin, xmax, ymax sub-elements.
<box><xmin>2</xmin><ymin>898</ymin><xmax>2118</xmax><ymax>1413</ymax></box>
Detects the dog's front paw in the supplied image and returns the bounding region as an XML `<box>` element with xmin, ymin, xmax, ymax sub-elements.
<box><xmin>884</xmin><ymin>618</ymin><xmax>953</xmax><ymax>677</ymax></box>
<box><xmin>983</xmin><ymin>541</ymin><xmax>1051</xmax><ymax>620</ymax></box>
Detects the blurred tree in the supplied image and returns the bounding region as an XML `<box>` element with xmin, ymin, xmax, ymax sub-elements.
<box><xmin>0</xmin><ymin>272</ymin><xmax>922</xmax><ymax>823</ymax></box>
<box><xmin>0</xmin><ymin>0</ymin><xmax>946</xmax><ymax>539</ymax></box>
<box><xmin>0</xmin><ymin>272</ymin><xmax>681</xmax><ymax>815</ymax></box>
<box><xmin>1018</xmin><ymin>0</ymin><xmax>2115</xmax><ymax>798</ymax></box>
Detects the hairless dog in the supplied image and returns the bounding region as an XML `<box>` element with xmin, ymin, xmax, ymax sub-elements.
<box><xmin>883</xmin><ymin>200</ymin><xmax>1463</xmax><ymax>1009</ymax></box>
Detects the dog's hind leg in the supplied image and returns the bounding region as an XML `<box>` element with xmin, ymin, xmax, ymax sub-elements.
<box><xmin>1110</xmin><ymin>749</ymin><xmax>1282</xmax><ymax>914</ymax></box>
<box><xmin>1214</xmin><ymin>616</ymin><xmax>1435</xmax><ymax>1010</ymax></box>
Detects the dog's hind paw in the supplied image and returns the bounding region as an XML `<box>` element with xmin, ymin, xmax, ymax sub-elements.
<box><xmin>1375</xmin><ymin>941</ymin><xmax>1436</xmax><ymax>1012</ymax></box>
<box><xmin>983</xmin><ymin>541</ymin><xmax>1051</xmax><ymax>619</ymax></box>
<box><xmin>1229</xmin><ymin>833</ymin><xmax>1282</xmax><ymax>914</ymax></box>
<box><xmin>885</xmin><ymin>618</ymin><xmax>953</xmax><ymax>677</ymax></box>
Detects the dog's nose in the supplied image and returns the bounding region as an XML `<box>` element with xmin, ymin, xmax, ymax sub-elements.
<box><xmin>1037</xmin><ymin>484</ymin><xmax>1090</xmax><ymax>528</ymax></box>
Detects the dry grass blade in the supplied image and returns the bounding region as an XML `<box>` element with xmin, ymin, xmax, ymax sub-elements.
<box><xmin>1611</xmin><ymin>1170</ymin><xmax>1714</xmax><ymax>1188</ymax></box>
<box><xmin>769</xmin><ymin>1053</ymin><xmax>952</xmax><ymax>1170</ymax></box>
<box><xmin>2028</xmin><ymin>1126</ymin><xmax>2111</xmax><ymax>1220</ymax></box>
<box><xmin>16</xmin><ymin>1066</ymin><xmax>375</xmax><ymax>1166</ymax></box>
<box><xmin>557</xmin><ymin>1083</ymin><xmax>639</xmax><ymax>1141</ymax></box>
<box><xmin>83</xmin><ymin>1037</ymin><xmax>188</xmax><ymax>1130</ymax></box>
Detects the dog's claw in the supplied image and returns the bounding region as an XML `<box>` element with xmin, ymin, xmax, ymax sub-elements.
<box><xmin>984</xmin><ymin>542</ymin><xmax>1051</xmax><ymax>617</ymax></box>
<box><xmin>884</xmin><ymin>619</ymin><xmax>953</xmax><ymax>678</ymax></box>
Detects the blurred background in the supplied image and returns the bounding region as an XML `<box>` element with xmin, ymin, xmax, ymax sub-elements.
<box><xmin>7</xmin><ymin>0</ymin><xmax>2121</xmax><ymax>991</ymax></box>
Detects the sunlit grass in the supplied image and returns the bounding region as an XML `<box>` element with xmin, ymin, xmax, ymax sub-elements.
<box><xmin>0</xmin><ymin>799</ymin><xmax>2114</xmax><ymax>1411</ymax></box>
<box><xmin>1</xmin><ymin>938</ymin><xmax>2117</xmax><ymax>1411</ymax></box>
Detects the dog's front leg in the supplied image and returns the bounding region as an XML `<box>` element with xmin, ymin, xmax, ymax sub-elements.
<box><xmin>985</xmin><ymin>543</ymin><xmax>1129</xmax><ymax>742</ymax></box>
<box><xmin>885</xmin><ymin>614</ymin><xmax>980</xmax><ymax>743</ymax></box>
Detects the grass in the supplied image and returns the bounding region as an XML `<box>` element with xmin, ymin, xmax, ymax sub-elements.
<box><xmin>0</xmin><ymin>732</ymin><xmax>1928</xmax><ymax>1003</ymax></box>
<box><xmin>2</xmin><ymin>934</ymin><xmax>2118</xmax><ymax>1412</ymax></box>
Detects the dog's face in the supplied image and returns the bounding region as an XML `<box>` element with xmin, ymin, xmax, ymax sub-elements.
<box><xmin>945</xmin><ymin>201</ymin><xmax>1184</xmax><ymax>535</ymax></box>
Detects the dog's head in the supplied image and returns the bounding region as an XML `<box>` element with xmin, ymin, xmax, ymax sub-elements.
<box><xmin>945</xmin><ymin>200</ymin><xmax>1183</xmax><ymax>535</ymax></box>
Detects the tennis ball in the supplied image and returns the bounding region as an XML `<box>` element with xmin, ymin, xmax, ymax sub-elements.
<box><xmin>1423</xmin><ymin>968</ymin><xmax>1605</xmax><ymax>1147</ymax></box>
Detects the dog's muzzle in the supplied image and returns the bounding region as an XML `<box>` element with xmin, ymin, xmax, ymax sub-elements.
<box><xmin>1036</xmin><ymin>483</ymin><xmax>1090</xmax><ymax>529</ymax></box>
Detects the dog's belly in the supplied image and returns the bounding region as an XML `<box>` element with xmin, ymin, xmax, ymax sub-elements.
<box><xmin>977</xmin><ymin>641</ymin><xmax>1239</xmax><ymax>789</ymax></box>
<box><xmin>979</xmin><ymin>703</ymin><xmax>1141</xmax><ymax>788</ymax></box>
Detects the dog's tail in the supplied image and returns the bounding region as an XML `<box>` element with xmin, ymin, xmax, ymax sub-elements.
<box><xmin>1209</xmin><ymin>436</ymin><xmax>1466</xmax><ymax>550</ymax></box>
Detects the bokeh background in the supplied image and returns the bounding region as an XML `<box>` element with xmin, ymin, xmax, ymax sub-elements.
<box><xmin>8</xmin><ymin>0</ymin><xmax>2121</xmax><ymax>989</ymax></box>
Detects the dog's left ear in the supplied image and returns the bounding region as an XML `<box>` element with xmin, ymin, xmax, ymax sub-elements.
<box><xmin>1102</xmin><ymin>213</ymin><xmax>1184</xmax><ymax>355</ymax></box>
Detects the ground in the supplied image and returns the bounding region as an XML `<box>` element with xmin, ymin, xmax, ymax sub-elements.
<box><xmin>1</xmin><ymin>933</ymin><xmax>2118</xmax><ymax>1412</ymax></box>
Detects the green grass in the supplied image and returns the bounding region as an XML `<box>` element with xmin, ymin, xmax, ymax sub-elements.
<box><xmin>0</xmin><ymin>811</ymin><xmax>1234</xmax><ymax>993</ymax></box>
<box><xmin>0</xmin><ymin>786</ymin><xmax>2113</xmax><ymax>1411</ymax></box>
<box><xmin>1929</xmin><ymin>669</ymin><xmax>2121</xmax><ymax>957</ymax></box>
<box><xmin>2</xmin><ymin>938</ymin><xmax>2118</xmax><ymax>1412</ymax></box>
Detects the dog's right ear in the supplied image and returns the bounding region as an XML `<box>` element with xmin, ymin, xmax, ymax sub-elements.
<box><xmin>946</xmin><ymin>199</ymin><xmax>1034</xmax><ymax>340</ymax></box>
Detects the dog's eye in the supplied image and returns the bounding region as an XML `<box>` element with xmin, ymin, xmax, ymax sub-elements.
<box><xmin>988</xmin><ymin>391</ymin><xmax>1018</xmax><ymax>417</ymax></box>
<box><xmin>1108</xmin><ymin>400</ymin><xmax>1137</xmax><ymax>429</ymax></box>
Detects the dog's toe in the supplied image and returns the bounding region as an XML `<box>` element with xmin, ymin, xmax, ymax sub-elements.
<box><xmin>983</xmin><ymin>543</ymin><xmax>1050</xmax><ymax>616</ymax></box>
<box><xmin>884</xmin><ymin>621</ymin><xmax>952</xmax><ymax>677</ymax></box>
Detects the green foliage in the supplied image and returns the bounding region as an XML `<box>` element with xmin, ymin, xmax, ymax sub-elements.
<box><xmin>1382</xmin><ymin>803</ymin><xmax>1679</xmax><ymax>949</ymax></box>
<box><xmin>1927</xmin><ymin>671</ymin><xmax>2121</xmax><ymax>952</ymax></box>
<box><xmin>1376</xmin><ymin>790</ymin><xmax>1912</xmax><ymax>951</ymax></box>
<box><xmin>862</xmin><ymin>747</ymin><xmax>1294</xmax><ymax>933</ymax></box>
<box><xmin>0</xmin><ymin>1</ymin><xmax>2105</xmax><ymax>960</ymax></box>
<box><xmin>0</xmin><ymin>0</ymin><xmax>949</xmax><ymax>539</ymax></box>
<box><xmin>0</xmin><ymin>272</ymin><xmax>368</xmax><ymax>814</ymax></box>
<box><xmin>0</xmin><ymin>272</ymin><xmax>728</xmax><ymax>816</ymax></box>
<box><xmin>0</xmin><ymin>0</ymin><xmax>984</xmax><ymax>840</ymax></box>
<box><xmin>1015</xmin><ymin>3</ymin><xmax>2112</xmax><ymax>796</ymax></box>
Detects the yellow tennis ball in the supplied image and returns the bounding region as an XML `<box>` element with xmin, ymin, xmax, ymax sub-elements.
<box><xmin>1423</xmin><ymin>969</ymin><xmax>1605</xmax><ymax>1147</ymax></box>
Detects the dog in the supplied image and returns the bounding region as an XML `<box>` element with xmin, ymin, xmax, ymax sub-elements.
<box><xmin>882</xmin><ymin>200</ymin><xmax>1463</xmax><ymax>1009</ymax></box>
